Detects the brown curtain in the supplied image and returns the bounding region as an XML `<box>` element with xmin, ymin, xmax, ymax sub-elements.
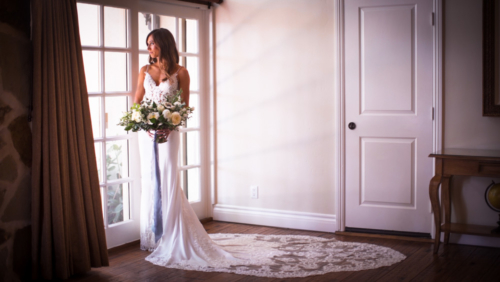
<box><xmin>31</xmin><ymin>0</ymin><xmax>109</xmax><ymax>279</ymax></box>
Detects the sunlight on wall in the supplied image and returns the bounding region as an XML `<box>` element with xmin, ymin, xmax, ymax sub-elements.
<box><xmin>215</xmin><ymin>0</ymin><xmax>335</xmax><ymax>214</ymax></box>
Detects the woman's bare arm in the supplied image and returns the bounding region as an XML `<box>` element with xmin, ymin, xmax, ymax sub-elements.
<box><xmin>134</xmin><ymin>65</ymin><xmax>148</xmax><ymax>104</ymax></box>
<box><xmin>177</xmin><ymin>67</ymin><xmax>190</xmax><ymax>107</ymax></box>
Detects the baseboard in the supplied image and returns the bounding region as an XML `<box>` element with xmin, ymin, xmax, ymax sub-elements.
<box><xmin>213</xmin><ymin>204</ymin><xmax>336</xmax><ymax>233</ymax></box>
<box><xmin>108</xmin><ymin>240</ymin><xmax>140</xmax><ymax>255</ymax></box>
<box><xmin>445</xmin><ymin>233</ymin><xmax>500</xmax><ymax>248</ymax></box>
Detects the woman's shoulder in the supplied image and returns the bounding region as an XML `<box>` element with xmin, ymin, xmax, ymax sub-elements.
<box><xmin>137</xmin><ymin>65</ymin><xmax>149</xmax><ymax>83</ymax></box>
<box><xmin>140</xmin><ymin>64</ymin><xmax>150</xmax><ymax>74</ymax></box>
<box><xmin>177</xmin><ymin>65</ymin><xmax>189</xmax><ymax>77</ymax></box>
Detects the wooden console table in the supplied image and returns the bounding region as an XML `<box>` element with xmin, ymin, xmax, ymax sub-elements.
<box><xmin>429</xmin><ymin>149</ymin><xmax>500</xmax><ymax>254</ymax></box>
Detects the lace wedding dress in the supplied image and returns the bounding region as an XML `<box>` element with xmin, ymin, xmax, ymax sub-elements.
<box><xmin>138</xmin><ymin>67</ymin><xmax>406</xmax><ymax>278</ymax></box>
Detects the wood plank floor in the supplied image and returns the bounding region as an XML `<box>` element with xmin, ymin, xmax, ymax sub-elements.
<box><xmin>68</xmin><ymin>221</ymin><xmax>500</xmax><ymax>282</ymax></box>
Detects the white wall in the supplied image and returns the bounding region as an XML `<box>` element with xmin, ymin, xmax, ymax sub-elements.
<box><xmin>214</xmin><ymin>0</ymin><xmax>336</xmax><ymax>228</ymax></box>
<box><xmin>444</xmin><ymin>0</ymin><xmax>500</xmax><ymax>246</ymax></box>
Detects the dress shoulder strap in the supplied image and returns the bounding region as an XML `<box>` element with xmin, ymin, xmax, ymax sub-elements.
<box><xmin>174</xmin><ymin>66</ymin><xmax>183</xmax><ymax>75</ymax></box>
<box><xmin>146</xmin><ymin>64</ymin><xmax>150</xmax><ymax>72</ymax></box>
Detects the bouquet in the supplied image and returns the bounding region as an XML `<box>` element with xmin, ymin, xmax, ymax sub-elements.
<box><xmin>118</xmin><ymin>90</ymin><xmax>194</xmax><ymax>143</ymax></box>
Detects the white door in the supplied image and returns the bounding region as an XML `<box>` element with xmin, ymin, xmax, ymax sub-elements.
<box><xmin>344</xmin><ymin>0</ymin><xmax>434</xmax><ymax>234</ymax></box>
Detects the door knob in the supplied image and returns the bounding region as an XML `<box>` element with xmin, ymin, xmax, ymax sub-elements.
<box><xmin>348</xmin><ymin>122</ymin><xmax>356</xmax><ymax>130</ymax></box>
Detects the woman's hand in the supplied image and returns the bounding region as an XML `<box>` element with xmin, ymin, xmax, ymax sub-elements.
<box><xmin>148</xmin><ymin>129</ymin><xmax>171</xmax><ymax>143</ymax></box>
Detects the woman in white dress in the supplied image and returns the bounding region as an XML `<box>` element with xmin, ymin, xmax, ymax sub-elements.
<box><xmin>134</xmin><ymin>28</ymin><xmax>239</xmax><ymax>268</ymax></box>
<box><xmin>133</xmin><ymin>28</ymin><xmax>406</xmax><ymax>278</ymax></box>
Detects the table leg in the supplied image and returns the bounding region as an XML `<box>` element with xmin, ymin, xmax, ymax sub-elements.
<box><xmin>429</xmin><ymin>174</ymin><xmax>442</xmax><ymax>254</ymax></box>
<box><xmin>442</xmin><ymin>175</ymin><xmax>452</xmax><ymax>244</ymax></box>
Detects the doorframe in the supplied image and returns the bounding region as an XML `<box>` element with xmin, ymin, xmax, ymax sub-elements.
<box><xmin>334</xmin><ymin>0</ymin><xmax>443</xmax><ymax>234</ymax></box>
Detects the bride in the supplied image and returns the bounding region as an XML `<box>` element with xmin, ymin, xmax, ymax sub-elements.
<box><xmin>134</xmin><ymin>28</ymin><xmax>405</xmax><ymax>278</ymax></box>
<box><xmin>134</xmin><ymin>28</ymin><xmax>241</xmax><ymax>267</ymax></box>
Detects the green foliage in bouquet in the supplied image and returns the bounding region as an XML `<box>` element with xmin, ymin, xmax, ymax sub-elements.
<box><xmin>118</xmin><ymin>89</ymin><xmax>194</xmax><ymax>142</ymax></box>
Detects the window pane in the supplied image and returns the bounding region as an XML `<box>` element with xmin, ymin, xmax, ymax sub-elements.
<box><xmin>89</xmin><ymin>96</ymin><xmax>102</xmax><ymax>138</ymax></box>
<box><xmin>179</xmin><ymin>56</ymin><xmax>185</xmax><ymax>67</ymax></box>
<box><xmin>138</xmin><ymin>12</ymin><xmax>153</xmax><ymax>50</ymax></box>
<box><xmin>178</xmin><ymin>18</ymin><xmax>198</xmax><ymax>53</ymax></box>
<box><xmin>186</xmin><ymin>19</ymin><xmax>198</xmax><ymax>53</ymax></box>
<box><xmin>186</xmin><ymin>131</ymin><xmax>200</xmax><ymax>166</ymax></box>
<box><xmin>77</xmin><ymin>3</ymin><xmax>100</xmax><ymax>47</ymax></box>
<box><xmin>106</xmin><ymin>140</ymin><xmax>129</xmax><ymax>180</ymax></box>
<box><xmin>105</xmin><ymin>96</ymin><xmax>128</xmax><ymax>137</ymax></box>
<box><xmin>181</xmin><ymin>168</ymin><xmax>200</xmax><ymax>202</ymax></box>
<box><xmin>139</xmin><ymin>54</ymin><xmax>149</xmax><ymax>70</ymax></box>
<box><xmin>105</xmin><ymin>52</ymin><xmax>129</xmax><ymax>92</ymax></box>
<box><xmin>186</xmin><ymin>56</ymin><xmax>199</xmax><ymax>91</ymax></box>
<box><xmin>82</xmin><ymin>51</ymin><xmax>101</xmax><ymax>93</ymax></box>
<box><xmin>104</xmin><ymin>7</ymin><xmax>127</xmax><ymax>48</ymax></box>
<box><xmin>95</xmin><ymin>142</ymin><xmax>103</xmax><ymax>183</ymax></box>
<box><xmin>159</xmin><ymin>15</ymin><xmax>176</xmax><ymax>35</ymax></box>
<box><xmin>186</xmin><ymin>94</ymin><xmax>199</xmax><ymax>128</ymax></box>
<box><xmin>107</xmin><ymin>183</ymin><xmax>130</xmax><ymax>225</ymax></box>
<box><xmin>180</xmin><ymin>131</ymin><xmax>200</xmax><ymax>166</ymax></box>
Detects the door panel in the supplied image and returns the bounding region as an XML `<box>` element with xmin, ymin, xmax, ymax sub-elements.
<box><xmin>345</xmin><ymin>0</ymin><xmax>433</xmax><ymax>234</ymax></box>
<box><xmin>361</xmin><ymin>5</ymin><xmax>415</xmax><ymax>114</ymax></box>
<box><xmin>361</xmin><ymin>138</ymin><xmax>415</xmax><ymax>208</ymax></box>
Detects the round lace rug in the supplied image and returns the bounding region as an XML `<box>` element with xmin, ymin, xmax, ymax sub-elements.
<box><xmin>151</xmin><ymin>233</ymin><xmax>406</xmax><ymax>278</ymax></box>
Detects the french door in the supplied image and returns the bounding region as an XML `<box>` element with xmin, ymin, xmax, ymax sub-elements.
<box><xmin>77</xmin><ymin>0</ymin><xmax>210</xmax><ymax>248</ymax></box>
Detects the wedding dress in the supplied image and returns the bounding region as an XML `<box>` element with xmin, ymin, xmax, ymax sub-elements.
<box><xmin>138</xmin><ymin>66</ymin><xmax>406</xmax><ymax>278</ymax></box>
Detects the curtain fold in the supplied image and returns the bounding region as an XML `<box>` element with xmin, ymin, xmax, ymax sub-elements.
<box><xmin>32</xmin><ymin>0</ymin><xmax>109</xmax><ymax>279</ymax></box>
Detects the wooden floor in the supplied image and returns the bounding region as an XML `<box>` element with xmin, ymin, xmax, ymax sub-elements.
<box><xmin>68</xmin><ymin>221</ymin><xmax>500</xmax><ymax>282</ymax></box>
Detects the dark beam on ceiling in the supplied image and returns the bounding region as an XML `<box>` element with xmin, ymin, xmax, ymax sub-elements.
<box><xmin>178</xmin><ymin>0</ymin><xmax>223</xmax><ymax>8</ymax></box>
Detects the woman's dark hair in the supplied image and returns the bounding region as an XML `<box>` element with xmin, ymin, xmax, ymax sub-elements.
<box><xmin>146</xmin><ymin>28</ymin><xmax>179</xmax><ymax>82</ymax></box>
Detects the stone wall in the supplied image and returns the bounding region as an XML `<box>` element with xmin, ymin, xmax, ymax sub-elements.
<box><xmin>0</xmin><ymin>0</ymin><xmax>32</xmax><ymax>281</ymax></box>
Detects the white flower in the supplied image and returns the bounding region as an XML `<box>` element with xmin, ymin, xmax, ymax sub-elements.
<box><xmin>132</xmin><ymin>111</ymin><xmax>142</xmax><ymax>122</ymax></box>
<box><xmin>171</xmin><ymin>112</ymin><xmax>182</xmax><ymax>125</ymax></box>
<box><xmin>147</xmin><ymin>112</ymin><xmax>160</xmax><ymax>124</ymax></box>
<box><xmin>157</xmin><ymin>105</ymin><xmax>165</xmax><ymax>112</ymax></box>
<box><xmin>162</xmin><ymin>109</ymin><xmax>172</xmax><ymax>120</ymax></box>
<box><xmin>191</xmin><ymin>107</ymin><xmax>195</xmax><ymax>111</ymax></box>
<box><xmin>174</xmin><ymin>101</ymin><xmax>181</xmax><ymax>106</ymax></box>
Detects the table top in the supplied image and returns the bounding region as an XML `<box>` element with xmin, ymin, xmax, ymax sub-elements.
<box><xmin>429</xmin><ymin>148</ymin><xmax>500</xmax><ymax>160</ymax></box>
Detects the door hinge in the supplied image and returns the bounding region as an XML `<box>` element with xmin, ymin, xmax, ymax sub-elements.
<box><xmin>432</xmin><ymin>12</ymin><xmax>435</xmax><ymax>26</ymax></box>
<box><xmin>432</xmin><ymin>107</ymin><xmax>435</xmax><ymax>120</ymax></box>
